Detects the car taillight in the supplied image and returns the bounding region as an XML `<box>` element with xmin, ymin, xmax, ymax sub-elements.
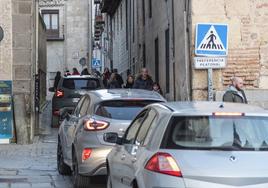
<box><xmin>145</xmin><ymin>152</ymin><xmax>182</xmax><ymax>177</ymax></box>
<box><xmin>82</xmin><ymin>148</ymin><xmax>92</xmax><ymax>162</ymax></box>
<box><xmin>84</xmin><ymin>118</ymin><xmax>109</xmax><ymax>131</ymax></box>
<box><xmin>56</xmin><ymin>89</ymin><xmax>64</xmax><ymax>98</ymax></box>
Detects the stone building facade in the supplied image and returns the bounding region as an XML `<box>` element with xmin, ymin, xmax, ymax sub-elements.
<box><xmin>0</xmin><ymin>0</ymin><xmax>47</xmax><ymax>143</ymax></box>
<box><xmin>39</xmin><ymin>0</ymin><xmax>92</xmax><ymax>99</ymax></box>
<box><xmin>99</xmin><ymin>0</ymin><xmax>268</xmax><ymax>107</ymax></box>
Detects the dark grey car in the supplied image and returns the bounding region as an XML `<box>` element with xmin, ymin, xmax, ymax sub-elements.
<box><xmin>57</xmin><ymin>89</ymin><xmax>166</xmax><ymax>188</ymax></box>
<box><xmin>51</xmin><ymin>75</ymin><xmax>103</xmax><ymax>127</ymax></box>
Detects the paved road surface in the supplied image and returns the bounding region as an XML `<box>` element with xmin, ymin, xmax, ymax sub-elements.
<box><xmin>0</xmin><ymin>102</ymin><xmax>106</xmax><ymax>188</ymax></box>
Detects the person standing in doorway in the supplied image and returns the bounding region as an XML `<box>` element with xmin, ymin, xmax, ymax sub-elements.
<box><xmin>133</xmin><ymin>68</ymin><xmax>154</xmax><ymax>90</ymax></box>
<box><xmin>223</xmin><ymin>77</ymin><xmax>248</xmax><ymax>104</ymax></box>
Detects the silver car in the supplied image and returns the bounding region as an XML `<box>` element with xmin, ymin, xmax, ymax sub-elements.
<box><xmin>57</xmin><ymin>89</ymin><xmax>166</xmax><ymax>188</ymax></box>
<box><xmin>106</xmin><ymin>101</ymin><xmax>268</xmax><ymax>188</ymax></box>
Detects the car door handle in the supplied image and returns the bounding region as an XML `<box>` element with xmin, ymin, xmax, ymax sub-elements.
<box><xmin>121</xmin><ymin>154</ymin><xmax>126</xmax><ymax>160</ymax></box>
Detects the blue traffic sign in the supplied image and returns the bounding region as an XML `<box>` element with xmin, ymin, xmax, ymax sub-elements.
<box><xmin>91</xmin><ymin>59</ymin><xmax>101</xmax><ymax>68</ymax></box>
<box><xmin>195</xmin><ymin>23</ymin><xmax>228</xmax><ymax>56</ymax></box>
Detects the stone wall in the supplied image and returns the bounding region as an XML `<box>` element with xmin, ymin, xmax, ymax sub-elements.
<box><xmin>191</xmin><ymin>0</ymin><xmax>268</xmax><ymax>101</ymax></box>
<box><xmin>65</xmin><ymin>0</ymin><xmax>91</xmax><ymax>72</ymax></box>
<box><xmin>0</xmin><ymin>0</ymin><xmax>12</xmax><ymax>80</ymax></box>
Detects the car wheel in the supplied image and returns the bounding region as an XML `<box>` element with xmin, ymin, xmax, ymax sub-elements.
<box><xmin>107</xmin><ymin>172</ymin><xmax>112</xmax><ymax>188</ymax></box>
<box><xmin>133</xmin><ymin>181</ymin><xmax>139</xmax><ymax>188</ymax></box>
<box><xmin>72</xmin><ymin>149</ymin><xmax>91</xmax><ymax>188</ymax></box>
<box><xmin>57</xmin><ymin>140</ymin><xmax>72</xmax><ymax>175</ymax></box>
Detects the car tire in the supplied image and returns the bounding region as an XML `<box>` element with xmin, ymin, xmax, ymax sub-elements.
<box><xmin>107</xmin><ymin>172</ymin><xmax>112</xmax><ymax>188</ymax></box>
<box><xmin>57</xmin><ymin>140</ymin><xmax>72</xmax><ymax>175</ymax></box>
<box><xmin>72</xmin><ymin>150</ymin><xmax>91</xmax><ymax>188</ymax></box>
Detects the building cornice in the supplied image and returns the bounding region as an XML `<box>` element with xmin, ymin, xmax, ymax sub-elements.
<box><xmin>39</xmin><ymin>0</ymin><xmax>64</xmax><ymax>7</ymax></box>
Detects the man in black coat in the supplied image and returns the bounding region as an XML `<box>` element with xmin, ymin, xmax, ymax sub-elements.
<box><xmin>133</xmin><ymin>68</ymin><xmax>154</xmax><ymax>90</ymax></box>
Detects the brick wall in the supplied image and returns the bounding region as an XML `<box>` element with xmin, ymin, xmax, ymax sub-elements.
<box><xmin>191</xmin><ymin>0</ymin><xmax>268</xmax><ymax>101</ymax></box>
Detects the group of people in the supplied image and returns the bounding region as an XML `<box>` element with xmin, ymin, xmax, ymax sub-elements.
<box><xmin>54</xmin><ymin>66</ymin><xmax>248</xmax><ymax>103</ymax></box>
<box><xmin>102</xmin><ymin>67</ymin><xmax>162</xmax><ymax>95</ymax></box>
<box><xmin>53</xmin><ymin>67</ymin><xmax>163</xmax><ymax>95</ymax></box>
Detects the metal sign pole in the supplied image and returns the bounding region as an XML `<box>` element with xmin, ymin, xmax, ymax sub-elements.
<box><xmin>208</xmin><ymin>68</ymin><xmax>213</xmax><ymax>101</ymax></box>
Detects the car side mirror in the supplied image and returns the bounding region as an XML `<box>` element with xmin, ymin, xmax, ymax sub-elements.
<box><xmin>103</xmin><ymin>132</ymin><xmax>121</xmax><ymax>144</ymax></box>
<box><xmin>49</xmin><ymin>87</ymin><xmax>55</xmax><ymax>92</ymax></box>
<box><xmin>60</xmin><ymin>107</ymin><xmax>73</xmax><ymax>121</ymax></box>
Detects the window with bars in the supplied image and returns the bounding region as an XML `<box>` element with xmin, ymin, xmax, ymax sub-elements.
<box><xmin>42</xmin><ymin>10</ymin><xmax>59</xmax><ymax>39</ymax></box>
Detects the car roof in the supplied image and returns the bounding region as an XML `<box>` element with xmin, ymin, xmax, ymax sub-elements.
<box><xmin>88</xmin><ymin>89</ymin><xmax>166</xmax><ymax>101</ymax></box>
<box><xmin>63</xmin><ymin>75</ymin><xmax>99</xmax><ymax>79</ymax></box>
<box><xmin>156</xmin><ymin>101</ymin><xmax>268</xmax><ymax>115</ymax></box>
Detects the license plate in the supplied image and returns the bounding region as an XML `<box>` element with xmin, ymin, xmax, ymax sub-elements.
<box><xmin>72</xmin><ymin>98</ymin><xmax>80</xmax><ymax>103</ymax></box>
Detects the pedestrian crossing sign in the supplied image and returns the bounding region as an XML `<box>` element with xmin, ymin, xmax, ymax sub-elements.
<box><xmin>195</xmin><ymin>23</ymin><xmax>228</xmax><ymax>56</ymax></box>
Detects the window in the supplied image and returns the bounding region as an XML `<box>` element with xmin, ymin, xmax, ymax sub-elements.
<box><xmin>62</xmin><ymin>78</ymin><xmax>101</xmax><ymax>90</ymax></box>
<box><xmin>165</xmin><ymin>28</ymin><xmax>170</xmax><ymax>93</ymax></box>
<box><xmin>149</xmin><ymin>0</ymin><xmax>152</xmax><ymax>18</ymax></box>
<box><xmin>126</xmin><ymin>0</ymin><xmax>129</xmax><ymax>50</ymax></box>
<box><xmin>79</xmin><ymin>97</ymin><xmax>90</xmax><ymax>117</ymax></box>
<box><xmin>42</xmin><ymin>10</ymin><xmax>59</xmax><ymax>39</ymax></box>
<box><xmin>142</xmin><ymin>0</ymin><xmax>145</xmax><ymax>25</ymax></box>
<box><xmin>132</xmin><ymin>0</ymin><xmax>135</xmax><ymax>42</ymax></box>
<box><xmin>143</xmin><ymin>43</ymin><xmax>146</xmax><ymax>68</ymax></box>
<box><xmin>120</xmin><ymin>4</ymin><xmax>123</xmax><ymax>30</ymax></box>
<box><xmin>135</xmin><ymin>109</ymin><xmax>157</xmax><ymax>146</ymax></box>
<box><xmin>73</xmin><ymin>97</ymin><xmax>85</xmax><ymax>117</ymax></box>
<box><xmin>124</xmin><ymin>111</ymin><xmax>147</xmax><ymax>144</ymax></box>
<box><xmin>155</xmin><ymin>37</ymin><xmax>159</xmax><ymax>83</ymax></box>
<box><xmin>162</xmin><ymin>116</ymin><xmax>268</xmax><ymax>151</ymax></box>
<box><xmin>95</xmin><ymin>100</ymin><xmax>158</xmax><ymax>120</ymax></box>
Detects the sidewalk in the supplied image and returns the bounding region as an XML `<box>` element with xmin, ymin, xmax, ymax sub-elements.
<box><xmin>0</xmin><ymin>102</ymin><xmax>72</xmax><ymax>188</ymax></box>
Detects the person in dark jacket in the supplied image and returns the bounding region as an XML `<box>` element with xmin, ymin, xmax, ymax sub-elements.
<box><xmin>223</xmin><ymin>77</ymin><xmax>248</xmax><ymax>104</ymax></box>
<box><xmin>113</xmin><ymin>69</ymin><xmax>124</xmax><ymax>87</ymax></box>
<box><xmin>54</xmin><ymin>71</ymin><xmax>61</xmax><ymax>89</ymax></box>
<box><xmin>81</xmin><ymin>68</ymin><xmax>90</xmax><ymax>75</ymax></box>
<box><xmin>124</xmin><ymin>75</ymin><xmax>134</xmax><ymax>88</ymax></box>
<box><xmin>133</xmin><ymin>68</ymin><xmax>154</xmax><ymax>90</ymax></box>
<box><xmin>108</xmin><ymin>73</ymin><xmax>121</xmax><ymax>89</ymax></box>
<box><xmin>102</xmin><ymin>67</ymin><xmax>111</xmax><ymax>88</ymax></box>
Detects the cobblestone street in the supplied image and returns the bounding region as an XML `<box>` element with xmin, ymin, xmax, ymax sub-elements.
<box><xmin>0</xmin><ymin>103</ymin><xmax>106</xmax><ymax>188</ymax></box>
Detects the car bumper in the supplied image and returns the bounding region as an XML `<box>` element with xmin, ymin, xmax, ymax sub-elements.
<box><xmin>52</xmin><ymin>97</ymin><xmax>78</xmax><ymax>110</ymax></box>
<box><xmin>78</xmin><ymin>147</ymin><xmax>112</xmax><ymax>176</ymax></box>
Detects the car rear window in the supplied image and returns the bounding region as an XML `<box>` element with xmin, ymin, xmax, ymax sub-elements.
<box><xmin>95</xmin><ymin>100</ymin><xmax>160</xmax><ymax>120</ymax></box>
<box><xmin>62</xmin><ymin>78</ymin><xmax>101</xmax><ymax>90</ymax></box>
<box><xmin>161</xmin><ymin>116</ymin><xmax>268</xmax><ymax>151</ymax></box>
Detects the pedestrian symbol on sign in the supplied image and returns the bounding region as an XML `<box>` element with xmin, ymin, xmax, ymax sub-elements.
<box><xmin>195</xmin><ymin>23</ymin><xmax>228</xmax><ymax>56</ymax></box>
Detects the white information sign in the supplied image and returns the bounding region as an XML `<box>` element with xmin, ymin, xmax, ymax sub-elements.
<box><xmin>194</xmin><ymin>57</ymin><xmax>226</xmax><ymax>69</ymax></box>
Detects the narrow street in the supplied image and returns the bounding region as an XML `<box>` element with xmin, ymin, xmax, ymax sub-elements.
<box><xmin>0</xmin><ymin>102</ymin><xmax>106</xmax><ymax>188</ymax></box>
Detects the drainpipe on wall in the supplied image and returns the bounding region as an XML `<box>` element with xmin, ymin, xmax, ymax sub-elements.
<box><xmin>184</xmin><ymin>0</ymin><xmax>192</xmax><ymax>101</ymax></box>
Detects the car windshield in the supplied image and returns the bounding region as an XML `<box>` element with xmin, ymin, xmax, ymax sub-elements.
<box><xmin>62</xmin><ymin>78</ymin><xmax>101</xmax><ymax>90</ymax></box>
<box><xmin>162</xmin><ymin>116</ymin><xmax>268</xmax><ymax>151</ymax></box>
<box><xmin>95</xmin><ymin>100</ymin><xmax>159</xmax><ymax>120</ymax></box>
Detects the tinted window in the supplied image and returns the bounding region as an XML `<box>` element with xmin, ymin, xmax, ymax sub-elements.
<box><xmin>95</xmin><ymin>100</ymin><xmax>159</xmax><ymax>120</ymax></box>
<box><xmin>79</xmin><ymin>97</ymin><xmax>90</xmax><ymax>117</ymax></box>
<box><xmin>162</xmin><ymin>116</ymin><xmax>268</xmax><ymax>151</ymax></box>
<box><xmin>62</xmin><ymin>78</ymin><xmax>101</xmax><ymax>90</ymax></box>
<box><xmin>124</xmin><ymin>112</ymin><xmax>146</xmax><ymax>145</ymax></box>
<box><xmin>73</xmin><ymin>97</ymin><xmax>85</xmax><ymax>117</ymax></box>
<box><xmin>135</xmin><ymin>109</ymin><xmax>157</xmax><ymax>146</ymax></box>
